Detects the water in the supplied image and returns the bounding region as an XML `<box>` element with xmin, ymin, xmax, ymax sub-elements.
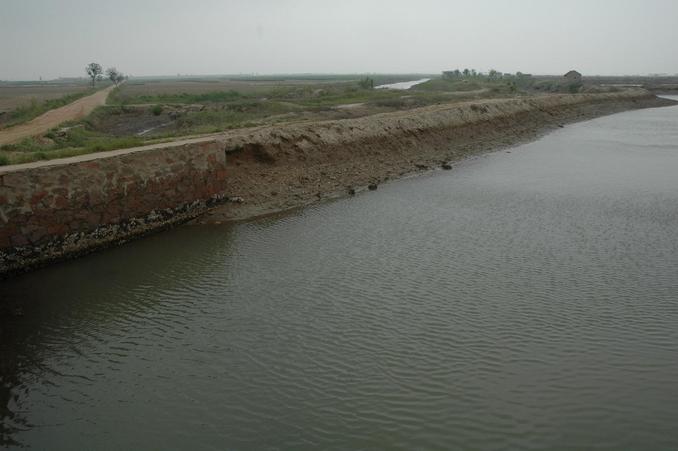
<box><xmin>2</xmin><ymin>98</ymin><xmax>678</xmax><ymax>450</ymax></box>
<box><xmin>374</xmin><ymin>78</ymin><xmax>430</xmax><ymax>90</ymax></box>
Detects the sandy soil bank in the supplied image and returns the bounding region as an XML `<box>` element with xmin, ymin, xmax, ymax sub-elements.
<box><xmin>192</xmin><ymin>90</ymin><xmax>675</xmax><ymax>225</ymax></box>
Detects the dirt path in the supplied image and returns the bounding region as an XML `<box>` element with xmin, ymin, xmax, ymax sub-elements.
<box><xmin>0</xmin><ymin>84</ymin><xmax>116</xmax><ymax>146</ymax></box>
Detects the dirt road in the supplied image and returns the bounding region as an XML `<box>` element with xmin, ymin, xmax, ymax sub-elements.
<box><xmin>0</xmin><ymin>84</ymin><xmax>116</xmax><ymax>146</ymax></box>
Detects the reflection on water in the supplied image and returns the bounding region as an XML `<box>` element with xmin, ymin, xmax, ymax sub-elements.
<box><xmin>374</xmin><ymin>78</ymin><xmax>430</xmax><ymax>90</ymax></box>
<box><xmin>2</xmin><ymin>100</ymin><xmax>678</xmax><ymax>449</ymax></box>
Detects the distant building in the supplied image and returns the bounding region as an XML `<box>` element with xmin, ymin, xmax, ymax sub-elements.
<box><xmin>564</xmin><ymin>70</ymin><xmax>582</xmax><ymax>83</ymax></box>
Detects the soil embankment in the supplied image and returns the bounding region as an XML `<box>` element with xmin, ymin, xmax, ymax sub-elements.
<box><xmin>0</xmin><ymin>84</ymin><xmax>116</xmax><ymax>146</ymax></box>
<box><xmin>197</xmin><ymin>89</ymin><xmax>675</xmax><ymax>223</ymax></box>
<box><xmin>0</xmin><ymin>89</ymin><xmax>674</xmax><ymax>276</ymax></box>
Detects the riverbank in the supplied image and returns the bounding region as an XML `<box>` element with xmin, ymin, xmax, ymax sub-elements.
<box><xmin>194</xmin><ymin>89</ymin><xmax>676</xmax><ymax>224</ymax></box>
<box><xmin>5</xmin><ymin>97</ymin><xmax>678</xmax><ymax>450</ymax></box>
<box><xmin>0</xmin><ymin>89</ymin><xmax>674</xmax><ymax>276</ymax></box>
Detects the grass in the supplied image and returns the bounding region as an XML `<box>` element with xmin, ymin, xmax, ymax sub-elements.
<box><xmin>108</xmin><ymin>79</ymin><xmax>420</xmax><ymax>107</ymax></box>
<box><xmin>411</xmin><ymin>77</ymin><xmax>521</xmax><ymax>94</ymax></box>
<box><xmin>0</xmin><ymin>74</ymin><xmax>533</xmax><ymax>165</ymax></box>
<box><xmin>0</xmin><ymin>88</ymin><xmax>98</xmax><ymax>129</ymax></box>
<box><xmin>0</xmin><ymin>124</ymin><xmax>145</xmax><ymax>165</ymax></box>
<box><xmin>109</xmin><ymin>88</ymin><xmax>245</xmax><ymax>105</ymax></box>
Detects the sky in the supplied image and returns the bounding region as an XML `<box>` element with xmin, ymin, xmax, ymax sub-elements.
<box><xmin>1</xmin><ymin>0</ymin><xmax>677</xmax><ymax>80</ymax></box>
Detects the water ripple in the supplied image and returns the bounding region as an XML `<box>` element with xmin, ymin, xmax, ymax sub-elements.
<box><xmin>2</xmin><ymin>104</ymin><xmax>678</xmax><ymax>449</ymax></box>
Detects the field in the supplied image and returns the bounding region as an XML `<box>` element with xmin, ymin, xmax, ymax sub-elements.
<box><xmin>102</xmin><ymin>74</ymin><xmax>509</xmax><ymax>136</ymax></box>
<box><xmin>0</xmin><ymin>74</ymin><xmax>527</xmax><ymax>165</ymax></box>
<box><xmin>0</xmin><ymin>81</ymin><xmax>92</xmax><ymax>112</ymax></box>
<box><xmin>3</xmin><ymin>72</ymin><xmax>670</xmax><ymax>166</ymax></box>
<box><xmin>0</xmin><ymin>80</ymin><xmax>101</xmax><ymax>130</ymax></box>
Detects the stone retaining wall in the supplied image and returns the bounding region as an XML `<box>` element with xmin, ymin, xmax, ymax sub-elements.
<box><xmin>0</xmin><ymin>140</ymin><xmax>227</xmax><ymax>276</ymax></box>
<box><xmin>1</xmin><ymin>90</ymin><xmax>671</xmax><ymax>277</ymax></box>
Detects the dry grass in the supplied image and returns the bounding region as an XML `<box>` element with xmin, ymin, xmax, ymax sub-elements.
<box><xmin>0</xmin><ymin>82</ymin><xmax>92</xmax><ymax>112</ymax></box>
<box><xmin>116</xmin><ymin>79</ymin><xmax>341</xmax><ymax>99</ymax></box>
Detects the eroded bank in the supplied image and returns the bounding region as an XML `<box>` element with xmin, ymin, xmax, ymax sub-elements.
<box><xmin>1</xmin><ymin>90</ymin><xmax>674</xmax><ymax>276</ymax></box>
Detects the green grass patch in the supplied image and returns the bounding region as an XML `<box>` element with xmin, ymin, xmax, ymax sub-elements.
<box><xmin>0</xmin><ymin>125</ymin><xmax>145</xmax><ymax>165</ymax></box>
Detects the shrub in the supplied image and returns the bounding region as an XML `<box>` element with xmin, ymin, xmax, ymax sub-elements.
<box><xmin>358</xmin><ymin>77</ymin><xmax>374</xmax><ymax>89</ymax></box>
<box><xmin>0</xmin><ymin>154</ymin><xmax>9</xmax><ymax>166</ymax></box>
<box><xmin>151</xmin><ymin>104</ymin><xmax>163</xmax><ymax>116</ymax></box>
<box><xmin>568</xmin><ymin>83</ymin><xmax>583</xmax><ymax>94</ymax></box>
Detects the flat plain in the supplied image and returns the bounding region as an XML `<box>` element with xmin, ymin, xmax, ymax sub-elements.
<box><xmin>0</xmin><ymin>81</ymin><xmax>91</xmax><ymax>113</ymax></box>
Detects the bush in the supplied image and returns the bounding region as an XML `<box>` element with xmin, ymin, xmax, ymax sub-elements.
<box><xmin>358</xmin><ymin>77</ymin><xmax>374</xmax><ymax>89</ymax></box>
<box><xmin>568</xmin><ymin>83</ymin><xmax>583</xmax><ymax>94</ymax></box>
<box><xmin>151</xmin><ymin>104</ymin><xmax>163</xmax><ymax>116</ymax></box>
<box><xmin>0</xmin><ymin>154</ymin><xmax>9</xmax><ymax>166</ymax></box>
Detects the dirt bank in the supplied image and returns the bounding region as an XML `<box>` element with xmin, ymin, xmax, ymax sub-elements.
<box><xmin>1</xmin><ymin>89</ymin><xmax>674</xmax><ymax>276</ymax></box>
<box><xmin>193</xmin><ymin>89</ymin><xmax>676</xmax><ymax>224</ymax></box>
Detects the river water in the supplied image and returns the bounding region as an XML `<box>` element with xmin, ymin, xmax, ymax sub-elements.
<box><xmin>2</xmin><ymin>98</ymin><xmax>678</xmax><ymax>450</ymax></box>
<box><xmin>375</xmin><ymin>78</ymin><xmax>430</xmax><ymax>90</ymax></box>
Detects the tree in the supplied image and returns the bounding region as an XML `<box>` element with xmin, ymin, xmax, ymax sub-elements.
<box><xmin>106</xmin><ymin>67</ymin><xmax>120</xmax><ymax>85</ymax></box>
<box><xmin>358</xmin><ymin>77</ymin><xmax>374</xmax><ymax>89</ymax></box>
<box><xmin>86</xmin><ymin>62</ymin><xmax>103</xmax><ymax>87</ymax></box>
<box><xmin>462</xmin><ymin>68</ymin><xmax>470</xmax><ymax>77</ymax></box>
<box><xmin>115</xmin><ymin>72</ymin><xmax>126</xmax><ymax>85</ymax></box>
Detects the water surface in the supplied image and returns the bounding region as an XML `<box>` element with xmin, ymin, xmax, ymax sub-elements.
<box><xmin>375</xmin><ymin>78</ymin><xmax>430</xmax><ymax>90</ymax></box>
<box><xmin>1</xmin><ymin>99</ymin><xmax>678</xmax><ymax>450</ymax></box>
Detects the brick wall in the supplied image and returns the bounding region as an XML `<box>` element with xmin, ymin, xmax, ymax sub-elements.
<box><xmin>0</xmin><ymin>139</ymin><xmax>227</xmax><ymax>275</ymax></box>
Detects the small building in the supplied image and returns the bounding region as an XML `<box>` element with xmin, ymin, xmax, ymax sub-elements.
<box><xmin>564</xmin><ymin>70</ymin><xmax>582</xmax><ymax>83</ymax></box>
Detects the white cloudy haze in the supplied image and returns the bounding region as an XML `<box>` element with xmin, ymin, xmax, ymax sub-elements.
<box><xmin>1</xmin><ymin>0</ymin><xmax>677</xmax><ymax>80</ymax></box>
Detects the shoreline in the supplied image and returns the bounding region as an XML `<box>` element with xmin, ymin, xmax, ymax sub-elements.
<box><xmin>1</xmin><ymin>90</ymin><xmax>675</xmax><ymax>276</ymax></box>
<box><xmin>192</xmin><ymin>90</ymin><xmax>676</xmax><ymax>225</ymax></box>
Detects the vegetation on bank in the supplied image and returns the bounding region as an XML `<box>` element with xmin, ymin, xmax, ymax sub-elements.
<box><xmin>0</xmin><ymin>76</ymin><xmax>459</xmax><ymax>164</ymax></box>
<box><xmin>429</xmin><ymin>68</ymin><xmax>591</xmax><ymax>94</ymax></box>
<box><xmin>0</xmin><ymin>123</ymin><xmax>146</xmax><ymax>165</ymax></box>
<box><xmin>0</xmin><ymin>70</ymin><xmax>631</xmax><ymax>166</ymax></box>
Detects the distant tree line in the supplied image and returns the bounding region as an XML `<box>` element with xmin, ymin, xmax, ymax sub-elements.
<box><xmin>441</xmin><ymin>69</ymin><xmax>537</xmax><ymax>93</ymax></box>
<box><xmin>442</xmin><ymin>69</ymin><xmax>532</xmax><ymax>81</ymax></box>
<box><xmin>85</xmin><ymin>62</ymin><xmax>126</xmax><ymax>87</ymax></box>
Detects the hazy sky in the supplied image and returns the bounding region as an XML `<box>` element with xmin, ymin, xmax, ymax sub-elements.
<box><xmin>1</xmin><ymin>0</ymin><xmax>677</xmax><ymax>80</ymax></box>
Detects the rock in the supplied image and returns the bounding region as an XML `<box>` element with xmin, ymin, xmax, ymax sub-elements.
<box><xmin>347</xmin><ymin>187</ymin><xmax>356</xmax><ymax>196</ymax></box>
<box><xmin>441</xmin><ymin>163</ymin><xmax>452</xmax><ymax>170</ymax></box>
<box><xmin>368</xmin><ymin>183</ymin><xmax>378</xmax><ymax>191</ymax></box>
<box><xmin>36</xmin><ymin>136</ymin><xmax>55</xmax><ymax>146</ymax></box>
<box><xmin>229</xmin><ymin>196</ymin><xmax>244</xmax><ymax>203</ymax></box>
<box><xmin>415</xmin><ymin>164</ymin><xmax>428</xmax><ymax>170</ymax></box>
<box><xmin>558</xmin><ymin>124</ymin><xmax>564</xmax><ymax>128</ymax></box>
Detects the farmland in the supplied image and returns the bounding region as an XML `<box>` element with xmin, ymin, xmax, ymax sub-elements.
<box><xmin>0</xmin><ymin>80</ymin><xmax>96</xmax><ymax>126</ymax></box>
<box><xmin>3</xmin><ymin>72</ymin><xmax>673</xmax><ymax>166</ymax></box>
<box><xmin>0</xmin><ymin>80</ymin><xmax>93</xmax><ymax>111</ymax></box>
